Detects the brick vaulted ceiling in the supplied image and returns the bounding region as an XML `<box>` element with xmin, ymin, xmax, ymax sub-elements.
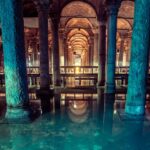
<box><xmin>17</xmin><ymin>1</ymin><xmax>135</xmax><ymax>61</ymax></box>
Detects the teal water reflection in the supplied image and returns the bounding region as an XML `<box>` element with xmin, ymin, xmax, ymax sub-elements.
<box><xmin>0</xmin><ymin>91</ymin><xmax>150</xmax><ymax>150</ymax></box>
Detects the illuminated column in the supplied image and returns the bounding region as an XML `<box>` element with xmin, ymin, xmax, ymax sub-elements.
<box><xmin>24</xmin><ymin>37</ymin><xmax>29</xmax><ymax>65</ymax></box>
<box><xmin>118</xmin><ymin>36</ymin><xmax>125</xmax><ymax>66</ymax></box>
<box><xmin>126</xmin><ymin>40</ymin><xmax>131</xmax><ymax>66</ymax></box>
<box><xmin>49</xmin><ymin>47</ymin><xmax>53</xmax><ymax>74</ymax></box>
<box><xmin>64</xmin><ymin>37</ymin><xmax>68</xmax><ymax>66</ymax></box>
<box><xmin>34</xmin><ymin>42</ymin><xmax>39</xmax><ymax>66</ymax></box>
<box><xmin>59</xmin><ymin>31</ymin><xmax>64</xmax><ymax>66</ymax></box>
<box><xmin>98</xmin><ymin>19</ymin><xmax>106</xmax><ymax>86</ymax></box>
<box><xmin>125</xmin><ymin>0</ymin><xmax>150</xmax><ymax>115</ymax></box>
<box><xmin>35</xmin><ymin>0</ymin><xmax>50</xmax><ymax>90</ymax></box>
<box><xmin>51</xmin><ymin>16</ymin><xmax>61</xmax><ymax>86</ymax></box>
<box><xmin>0</xmin><ymin>41</ymin><xmax>2</xmax><ymax>69</ymax></box>
<box><xmin>1</xmin><ymin>0</ymin><xmax>29</xmax><ymax>117</ymax></box>
<box><xmin>89</xmin><ymin>39</ymin><xmax>93</xmax><ymax>66</ymax></box>
<box><xmin>105</xmin><ymin>5</ymin><xmax>119</xmax><ymax>93</ymax></box>
<box><xmin>93</xmin><ymin>33</ymin><xmax>98</xmax><ymax>66</ymax></box>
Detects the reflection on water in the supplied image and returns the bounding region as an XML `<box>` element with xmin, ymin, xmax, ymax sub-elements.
<box><xmin>0</xmin><ymin>91</ymin><xmax>150</xmax><ymax>150</ymax></box>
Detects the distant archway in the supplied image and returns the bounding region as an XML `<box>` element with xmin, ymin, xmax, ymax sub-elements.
<box><xmin>60</xmin><ymin>1</ymin><xmax>98</xmax><ymax>66</ymax></box>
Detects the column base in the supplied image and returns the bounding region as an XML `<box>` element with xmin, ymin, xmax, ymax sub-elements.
<box><xmin>125</xmin><ymin>105</ymin><xmax>145</xmax><ymax>116</ymax></box>
<box><xmin>5</xmin><ymin>107</ymin><xmax>29</xmax><ymax>122</ymax></box>
<box><xmin>36</xmin><ymin>88</ymin><xmax>54</xmax><ymax>113</ymax></box>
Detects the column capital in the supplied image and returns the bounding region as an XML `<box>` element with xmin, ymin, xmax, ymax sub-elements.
<box><xmin>50</xmin><ymin>13</ymin><xmax>59</xmax><ymax>24</ymax></box>
<box><xmin>33</xmin><ymin>0</ymin><xmax>51</xmax><ymax>12</ymax></box>
<box><xmin>98</xmin><ymin>5</ymin><xmax>107</xmax><ymax>24</ymax></box>
<box><xmin>99</xmin><ymin>14</ymin><xmax>107</xmax><ymax>25</ymax></box>
<box><xmin>107</xmin><ymin>5</ymin><xmax>119</xmax><ymax>16</ymax></box>
<box><xmin>50</xmin><ymin>13</ymin><xmax>60</xmax><ymax>31</ymax></box>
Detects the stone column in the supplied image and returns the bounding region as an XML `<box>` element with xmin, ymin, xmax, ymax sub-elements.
<box><xmin>118</xmin><ymin>38</ymin><xmax>125</xmax><ymax>66</ymax></box>
<box><xmin>1</xmin><ymin>0</ymin><xmax>29</xmax><ymax>118</ymax></box>
<box><xmin>31</xmin><ymin>41</ymin><xmax>38</xmax><ymax>66</ymax></box>
<box><xmin>98</xmin><ymin>20</ymin><xmax>106</xmax><ymax>86</ymax></box>
<box><xmin>59</xmin><ymin>31</ymin><xmax>64</xmax><ymax>66</ymax></box>
<box><xmin>34</xmin><ymin>0</ymin><xmax>50</xmax><ymax>90</ymax></box>
<box><xmin>118</xmin><ymin>32</ymin><xmax>126</xmax><ymax>66</ymax></box>
<box><xmin>93</xmin><ymin>33</ymin><xmax>98</xmax><ymax>66</ymax></box>
<box><xmin>0</xmin><ymin>42</ymin><xmax>2</xmax><ymax>69</ymax></box>
<box><xmin>64</xmin><ymin>37</ymin><xmax>68</xmax><ymax>66</ymax></box>
<box><xmin>105</xmin><ymin>5</ymin><xmax>119</xmax><ymax>93</ymax></box>
<box><xmin>49</xmin><ymin>46</ymin><xmax>53</xmax><ymax>74</ymax></box>
<box><xmin>103</xmin><ymin>93</ymin><xmax>115</xmax><ymax>135</ymax></box>
<box><xmin>51</xmin><ymin>16</ymin><xmax>61</xmax><ymax>86</ymax></box>
<box><xmin>24</xmin><ymin>37</ymin><xmax>29</xmax><ymax>66</ymax></box>
<box><xmin>125</xmin><ymin>0</ymin><xmax>150</xmax><ymax>115</ymax></box>
<box><xmin>89</xmin><ymin>40</ymin><xmax>93</xmax><ymax>66</ymax></box>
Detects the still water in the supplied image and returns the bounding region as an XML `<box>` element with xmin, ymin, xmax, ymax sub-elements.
<box><xmin>0</xmin><ymin>92</ymin><xmax>150</xmax><ymax>150</ymax></box>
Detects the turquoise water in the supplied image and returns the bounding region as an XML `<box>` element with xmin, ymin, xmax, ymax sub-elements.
<box><xmin>0</xmin><ymin>93</ymin><xmax>150</xmax><ymax>150</ymax></box>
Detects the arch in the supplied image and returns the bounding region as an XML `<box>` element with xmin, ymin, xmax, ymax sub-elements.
<box><xmin>60</xmin><ymin>0</ymin><xmax>98</xmax><ymax>29</ymax></box>
<box><xmin>118</xmin><ymin>1</ymin><xmax>134</xmax><ymax>18</ymax></box>
<box><xmin>60</xmin><ymin>0</ymin><xmax>97</xmax><ymax>18</ymax></box>
<box><xmin>65</xmin><ymin>18</ymin><xmax>93</xmax><ymax>29</ymax></box>
<box><xmin>117</xmin><ymin>18</ymin><xmax>132</xmax><ymax>30</ymax></box>
<box><xmin>60</xmin><ymin>1</ymin><xmax>97</xmax><ymax>66</ymax></box>
<box><xmin>67</xmin><ymin>29</ymin><xmax>89</xmax><ymax>39</ymax></box>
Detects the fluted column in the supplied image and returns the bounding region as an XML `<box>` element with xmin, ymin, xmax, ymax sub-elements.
<box><xmin>1</xmin><ymin>0</ymin><xmax>29</xmax><ymax>118</ymax></box>
<box><xmin>51</xmin><ymin>16</ymin><xmax>61</xmax><ymax>86</ymax></box>
<box><xmin>98</xmin><ymin>20</ymin><xmax>106</xmax><ymax>86</ymax></box>
<box><xmin>105</xmin><ymin>5</ymin><xmax>119</xmax><ymax>93</ymax></box>
<box><xmin>34</xmin><ymin>0</ymin><xmax>50</xmax><ymax>90</ymax></box>
<box><xmin>125</xmin><ymin>0</ymin><xmax>150</xmax><ymax>115</ymax></box>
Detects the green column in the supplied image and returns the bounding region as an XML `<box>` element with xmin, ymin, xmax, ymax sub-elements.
<box><xmin>0</xmin><ymin>0</ymin><xmax>29</xmax><ymax>118</ymax></box>
<box><xmin>125</xmin><ymin>0</ymin><xmax>150</xmax><ymax>115</ymax></box>
<box><xmin>105</xmin><ymin>5</ymin><xmax>119</xmax><ymax>93</ymax></box>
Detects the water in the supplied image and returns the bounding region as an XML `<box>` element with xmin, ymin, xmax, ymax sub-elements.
<box><xmin>0</xmin><ymin>92</ymin><xmax>150</xmax><ymax>150</ymax></box>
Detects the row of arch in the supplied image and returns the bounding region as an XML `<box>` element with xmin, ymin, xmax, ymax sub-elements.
<box><xmin>21</xmin><ymin>0</ymin><xmax>134</xmax><ymax>67</ymax></box>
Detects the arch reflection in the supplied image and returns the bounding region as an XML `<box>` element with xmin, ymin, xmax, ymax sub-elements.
<box><xmin>68</xmin><ymin>100</ymin><xmax>89</xmax><ymax>123</ymax></box>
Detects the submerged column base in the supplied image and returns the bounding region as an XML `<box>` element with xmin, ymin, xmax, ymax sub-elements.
<box><xmin>5</xmin><ymin>107</ymin><xmax>29</xmax><ymax>121</ymax></box>
<box><xmin>125</xmin><ymin>105</ymin><xmax>145</xmax><ymax>116</ymax></box>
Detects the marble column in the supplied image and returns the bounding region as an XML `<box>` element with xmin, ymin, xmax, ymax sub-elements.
<box><xmin>59</xmin><ymin>31</ymin><xmax>64</xmax><ymax>66</ymax></box>
<box><xmin>35</xmin><ymin>0</ymin><xmax>50</xmax><ymax>90</ymax></box>
<box><xmin>105</xmin><ymin>5</ymin><xmax>119</xmax><ymax>93</ymax></box>
<box><xmin>93</xmin><ymin>33</ymin><xmax>98</xmax><ymax>66</ymax></box>
<box><xmin>89</xmin><ymin>40</ymin><xmax>93</xmax><ymax>66</ymax></box>
<box><xmin>118</xmin><ymin>37</ymin><xmax>125</xmax><ymax>66</ymax></box>
<box><xmin>1</xmin><ymin>0</ymin><xmax>29</xmax><ymax>118</ymax></box>
<box><xmin>24</xmin><ymin>37</ymin><xmax>29</xmax><ymax>66</ymax></box>
<box><xmin>64</xmin><ymin>37</ymin><xmax>68</xmax><ymax>66</ymax></box>
<box><xmin>51</xmin><ymin>16</ymin><xmax>61</xmax><ymax>86</ymax></box>
<box><xmin>125</xmin><ymin>0</ymin><xmax>150</xmax><ymax>115</ymax></box>
<box><xmin>0</xmin><ymin>44</ymin><xmax>2</xmax><ymax>69</ymax></box>
<box><xmin>98</xmin><ymin>20</ymin><xmax>106</xmax><ymax>86</ymax></box>
<box><xmin>31</xmin><ymin>41</ymin><xmax>38</xmax><ymax>66</ymax></box>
